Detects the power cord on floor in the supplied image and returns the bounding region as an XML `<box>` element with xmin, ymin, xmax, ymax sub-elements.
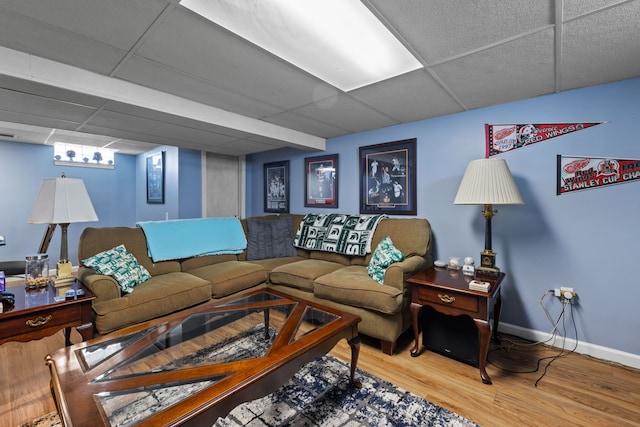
<box><xmin>488</xmin><ymin>289</ymin><xmax>579</xmax><ymax>386</ymax></box>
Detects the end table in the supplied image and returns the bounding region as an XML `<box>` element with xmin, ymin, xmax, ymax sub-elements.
<box><xmin>0</xmin><ymin>280</ymin><xmax>95</xmax><ymax>346</ymax></box>
<box><xmin>407</xmin><ymin>266</ymin><xmax>504</xmax><ymax>384</ymax></box>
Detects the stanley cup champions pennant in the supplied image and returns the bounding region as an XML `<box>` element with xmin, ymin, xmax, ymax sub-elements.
<box><xmin>557</xmin><ymin>155</ymin><xmax>640</xmax><ymax>195</ymax></box>
<box><xmin>486</xmin><ymin>122</ymin><xmax>606</xmax><ymax>157</ymax></box>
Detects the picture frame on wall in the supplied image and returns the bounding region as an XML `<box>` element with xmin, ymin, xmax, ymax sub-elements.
<box><xmin>146</xmin><ymin>151</ymin><xmax>165</xmax><ymax>204</ymax></box>
<box><xmin>264</xmin><ymin>160</ymin><xmax>290</xmax><ymax>213</ymax></box>
<box><xmin>359</xmin><ymin>138</ymin><xmax>417</xmax><ymax>215</ymax></box>
<box><xmin>304</xmin><ymin>154</ymin><xmax>338</xmax><ymax>208</ymax></box>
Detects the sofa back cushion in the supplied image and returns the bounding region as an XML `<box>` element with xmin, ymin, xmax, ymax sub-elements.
<box><xmin>78</xmin><ymin>227</ymin><xmax>181</xmax><ymax>276</ymax></box>
<box><xmin>360</xmin><ymin>218</ymin><xmax>432</xmax><ymax>265</ymax></box>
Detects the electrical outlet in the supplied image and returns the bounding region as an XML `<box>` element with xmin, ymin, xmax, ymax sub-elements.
<box><xmin>556</xmin><ymin>286</ymin><xmax>577</xmax><ymax>304</ymax></box>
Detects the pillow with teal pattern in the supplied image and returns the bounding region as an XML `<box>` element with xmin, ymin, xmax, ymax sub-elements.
<box><xmin>82</xmin><ymin>244</ymin><xmax>151</xmax><ymax>293</ymax></box>
<box><xmin>367</xmin><ymin>237</ymin><xmax>404</xmax><ymax>285</ymax></box>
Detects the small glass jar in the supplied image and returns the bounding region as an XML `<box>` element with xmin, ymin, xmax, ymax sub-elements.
<box><xmin>25</xmin><ymin>254</ymin><xmax>50</xmax><ymax>289</ymax></box>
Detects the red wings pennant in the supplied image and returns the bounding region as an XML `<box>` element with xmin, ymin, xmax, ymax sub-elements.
<box><xmin>557</xmin><ymin>155</ymin><xmax>640</xmax><ymax>195</ymax></box>
<box><xmin>486</xmin><ymin>122</ymin><xmax>606</xmax><ymax>157</ymax></box>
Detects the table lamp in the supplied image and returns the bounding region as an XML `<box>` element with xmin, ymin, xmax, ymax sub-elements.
<box><xmin>28</xmin><ymin>173</ymin><xmax>98</xmax><ymax>291</ymax></box>
<box><xmin>454</xmin><ymin>158</ymin><xmax>523</xmax><ymax>276</ymax></box>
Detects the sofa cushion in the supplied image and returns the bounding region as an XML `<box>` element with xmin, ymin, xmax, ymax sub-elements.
<box><xmin>186</xmin><ymin>261</ymin><xmax>268</xmax><ymax>298</ymax></box>
<box><xmin>246</xmin><ymin>216</ymin><xmax>297</xmax><ymax>260</ymax></box>
<box><xmin>270</xmin><ymin>259</ymin><xmax>343</xmax><ymax>292</ymax></box>
<box><xmin>367</xmin><ymin>237</ymin><xmax>404</xmax><ymax>284</ymax></box>
<box><xmin>313</xmin><ymin>266</ymin><xmax>403</xmax><ymax>315</ymax></box>
<box><xmin>82</xmin><ymin>244</ymin><xmax>151</xmax><ymax>293</ymax></box>
<box><xmin>91</xmin><ymin>272</ymin><xmax>211</xmax><ymax>334</ymax></box>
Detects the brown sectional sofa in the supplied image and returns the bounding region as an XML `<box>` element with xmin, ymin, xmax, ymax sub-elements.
<box><xmin>77</xmin><ymin>214</ymin><xmax>432</xmax><ymax>355</ymax></box>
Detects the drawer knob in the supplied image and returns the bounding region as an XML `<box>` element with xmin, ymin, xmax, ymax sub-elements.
<box><xmin>438</xmin><ymin>293</ymin><xmax>456</xmax><ymax>304</ymax></box>
<box><xmin>26</xmin><ymin>315</ymin><xmax>53</xmax><ymax>327</ymax></box>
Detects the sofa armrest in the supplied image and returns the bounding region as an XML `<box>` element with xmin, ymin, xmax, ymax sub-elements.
<box><xmin>383</xmin><ymin>256</ymin><xmax>429</xmax><ymax>291</ymax></box>
<box><xmin>77</xmin><ymin>266</ymin><xmax>121</xmax><ymax>304</ymax></box>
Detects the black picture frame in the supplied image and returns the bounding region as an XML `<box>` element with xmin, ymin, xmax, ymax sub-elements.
<box><xmin>146</xmin><ymin>151</ymin><xmax>165</xmax><ymax>204</ymax></box>
<box><xmin>360</xmin><ymin>138</ymin><xmax>417</xmax><ymax>215</ymax></box>
<box><xmin>304</xmin><ymin>154</ymin><xmax>338</xmax><ymax>208</ymax></box>
<box><xmin>264</xmin><ymin>160</ymin><xmax>290</xmax><ymax>213</ymax></box>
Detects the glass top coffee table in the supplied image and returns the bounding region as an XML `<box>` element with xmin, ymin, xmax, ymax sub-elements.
<box><xmin>46</xmin><ymin>289</ymin><xmax>361</xmax><ymax>427</ymax></box>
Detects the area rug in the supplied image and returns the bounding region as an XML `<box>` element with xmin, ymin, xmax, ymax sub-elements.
<box><xmin>21</xmin><ymin>354</ymin><xmax>477</xmax><ymax>427</ymax></box>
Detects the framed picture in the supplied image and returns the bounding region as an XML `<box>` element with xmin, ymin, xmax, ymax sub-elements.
<box><xmin>264</xmin><ymin>160</ymin><xmax>290</xmax><ymax>213</ymax></box>
<box><xmin>359</xmin><ymin>138</ymin><xmax>417</xmax><ymax>215</ymax></box>
<box><xmin>304</xmin><ymin>154</ymin><xmax>338</xmax><ymax>208</ymax></box>
<box><xmin>146</xmin><ymin>151</ymin><xmax>165</xmax><ymax>204</ymax></box>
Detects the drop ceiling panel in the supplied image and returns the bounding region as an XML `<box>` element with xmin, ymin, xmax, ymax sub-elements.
<box><xmin>434</xmin><ymin>29</ymin><xmax>556</xmax><ymax>109</ymax></box>
<box><xmin>0</xmin><ymin>87</ymin><xmax>97</xmax><ymax>123</ymax></box>
<box><xmin>136</xmin><ymin>7</ymin><xmax>335</xmax><ymax>110</ymax></box>
<box><xmin>0</xmin><ymin>109</ymin><xmax>83</xmax><ymax>132</ymax></box>
<box><xmin>264</xmin><ymin>110</ymin><xmax>350</xmax><ymax>139</ymax></box>
<box><xmin>560</xmin><ymin>2</ymin><xmax>640</xmax><ymax>90</ymax></box>
<box><xmin>367</xmin><ymin>0</ymin><xmax>553</xmax><ymax>63</ymax></box>
<box><xmin>101</xmin><ymin>100</ymin><xmax>257</xmax><ymax>140</ymax></box>
<box><xmin>0</xmin><ymin>6</ymin><xmax>126</xmax><ymax>74</ymax></box>
<box><xmin>562</xmin><ymin>0</ymin><xmax>625</xmax><ymax>18</ymax></box>
<box><xmin>115</xmin><ymin>56</ymin><xmax>284</xmax><ymax>119</ymax></box>
<box><xmin>0</xmin><ymin>75</ymin><xmax>106</xmax><ymax>108</ymax></box>
<box><xmin>293</xmin><ymin>95</ymin><xmax>399</xmax><ymax>133</ymax></box>
<box><xmin>0</xmin><ymin>0</ymin><xmax>167</xmax><ymax>51</ymax></box>
<box><xmin>87</xmin><ymin>110</ymin><xmax>240</xmax><ymax>147</ymax></box>
<box><xmin>350</xmin><ymin>69</ymin><xmax>464</xmax><ymax>123</ymax></box>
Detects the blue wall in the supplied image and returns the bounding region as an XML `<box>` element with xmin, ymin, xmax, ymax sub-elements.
<box><xmin>0</xmin><ymin>142</ymin><xmax>202</xmax><ymax>265</ymax></box>
<box><xmin>246</xmin><ymin>77</ymin><xmax>640</xmax><ymax>357</ymax></box>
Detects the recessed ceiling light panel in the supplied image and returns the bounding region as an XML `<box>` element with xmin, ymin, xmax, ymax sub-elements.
<box><xmin>180</xmin><ymin>0</ymin><xmax>422</xmax><ymax>91</ymax></box>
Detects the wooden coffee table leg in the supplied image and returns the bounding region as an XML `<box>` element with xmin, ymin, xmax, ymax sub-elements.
<box><xmin>64</xmin><ymin>327</ymin><xmax>72</xmax><ymax>346</ymax></box>
<box><xmin>348</xmin><ymin>335</ymin><xmax>362</xmax><ymax>388</ymax></box>
<box><xmin>263</xmin><ymin>309</ymin><xmax>270</xmax><ymax>340</ymax></box>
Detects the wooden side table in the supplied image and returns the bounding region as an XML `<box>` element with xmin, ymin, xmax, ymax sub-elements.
<box><xmin>0</xmin><ymin>280</ymin><xmax>95</xmax><ymax>346</ymax></box>
<box><xmin>407</xmin><ymin>266</ymin><xmax>504</xmax><ymax>384</ymax></box>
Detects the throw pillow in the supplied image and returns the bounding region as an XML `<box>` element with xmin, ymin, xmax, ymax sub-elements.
<box><xmin>82</xmin><ymin>244</ymin><xmax>151</xmax><ymax>293</ymax></box>
<box><xmin>367</xmin><ymin>237</ymin><xmax>404</xmax><ymax>285</ymax></box>
<box><xmin>246</xmin><ymin>216</ymin><xmax>298</xmax><ymax>261</ymax></box>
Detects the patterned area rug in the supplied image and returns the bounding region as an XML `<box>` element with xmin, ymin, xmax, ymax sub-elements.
<box><xmin>22</xmin><ymin>354</ymin><xmax>478</xmax><ymax>427</ymax></box>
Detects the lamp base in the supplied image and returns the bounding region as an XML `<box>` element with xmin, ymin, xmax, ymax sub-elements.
<box><xmin>477</xmin><ymin>249</ymin><xmax>500</xmax><ymax>277</ymax></box>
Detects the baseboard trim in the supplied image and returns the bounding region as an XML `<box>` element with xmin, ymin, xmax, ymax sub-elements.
<box><xmin>499</xmin><ymin>322</ymin><xmax>640</xmax><ymax>370</ymax></box>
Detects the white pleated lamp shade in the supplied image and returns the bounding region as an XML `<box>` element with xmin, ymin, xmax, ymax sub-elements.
<box><xmin>28</xmin><ymin>177</ymin><xmax>99</xmax><ymax>224</ymax></box>
<box><xmin>454</xmin><ymin>158</ymin><xmax>524</xmax><ymax>205</ymax></box>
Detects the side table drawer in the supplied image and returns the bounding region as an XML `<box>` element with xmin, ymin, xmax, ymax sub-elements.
<box><xmin>1</xmin><ymin>306</ymin><xmax>81</xmax><ymax>336</ymax></box>
<box><xmin>417</xmin><ymin>287</ymin><xmax>479</xmax><ymax>313</ymax></box>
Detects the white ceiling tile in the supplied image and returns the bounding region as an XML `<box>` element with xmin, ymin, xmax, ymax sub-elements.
<box><xmin>136</xmin><ymin>7</ymin><xmax>336</xmax><ymax>110</ymax></box>
<box><xmin>560</xmin><ymin>2</ymin><xmax>640</xmax><ymax>90</ymax></box>
<box><xmin>0</xmin><ymin>0</ymin><xmax>168</xmax><ymax>51</ymax></box>
<box><xmin>367</xmin><ymin>0</ymin><xmax>553</xmax><ymax>63</ymax></box>
<box><xmin>115</xmin><ymin>56</ymin><xmax>284</xmax><ymax>118</ymax></box>
<box><xmin>294</xmin><ymin>95</ymin><xmax>398</xmax><ymax>133</ymax></box>
<box><xmin>433</xmin><ymin>29</ymin><xmax>556</xmax><ymax>109</ymax></box>
<box><xmin>0</xmin><ymin>6</ymin><xmax>127</xmax><ymax>74</ymax></box>
<box><xmin>350</xmin><ymin>69</ymin><xmax>464</xmax><ymax>122</ymax></box>
<box><xmin>0</xmin><ymin>87</ymin><xmax>97</xmax><ymax>122</ymax></box>
<box><xmin>264</xmin><ymin>110</ymin><xmax>351</xmax><ymax>139</ymax></box>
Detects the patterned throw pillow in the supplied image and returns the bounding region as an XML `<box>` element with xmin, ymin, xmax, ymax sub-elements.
<box><xmin>367</xmin><ymin>237</ymin><xmax>404</xmax><ymax>285</ymax></box>
<box><xmin>82</xmin><ymin>244</ymin><xmax>151</xmax><ymax>293</ymax></box>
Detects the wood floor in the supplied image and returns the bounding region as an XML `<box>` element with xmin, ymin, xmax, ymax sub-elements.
<box><xmin>1</xmin><ymin>328</ymin><xmax>639</xmax><ymax>427</ymax></box>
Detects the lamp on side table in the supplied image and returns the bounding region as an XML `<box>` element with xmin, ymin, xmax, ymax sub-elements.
<box><xmin>28</xmin><ymin>173</ymin><xmax>98</xmax><ymax>295</ymax></box>
<box><xmin>454</xmin><ymin>158</ymin><xmax>523</xmax><ymax>276</ymax></box>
